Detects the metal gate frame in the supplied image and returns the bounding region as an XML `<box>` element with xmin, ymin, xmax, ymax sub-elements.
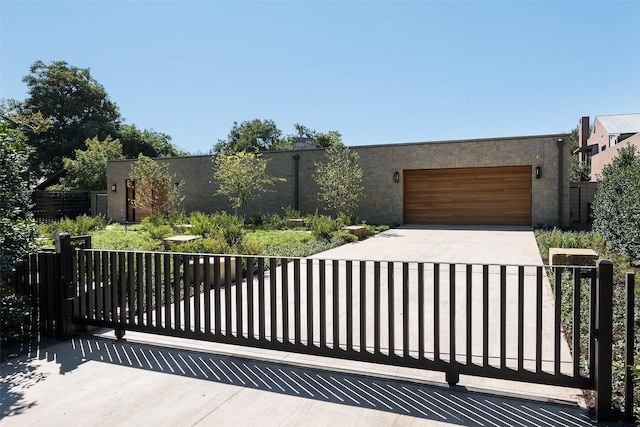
<box><xmin>8</xmin><ymin>233</ymin><xmax>621</xmax><ymax>421</ymax></box>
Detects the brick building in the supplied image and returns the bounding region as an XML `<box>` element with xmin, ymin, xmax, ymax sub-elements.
<box><xmin>107</xmin><ymin>133</ymin><xmax>570</xmax><ymax>227</ymax></box>
<box><xmin>576</xmin><ymin>113</ymin><xmax>640</xmax><ymax>181</ymax></box>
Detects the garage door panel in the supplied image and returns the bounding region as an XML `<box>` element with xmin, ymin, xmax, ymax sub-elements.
<box><xmin>403</xmin><ymin>166</ymin><xmax>532</xmax><ymax>225</ymax></box>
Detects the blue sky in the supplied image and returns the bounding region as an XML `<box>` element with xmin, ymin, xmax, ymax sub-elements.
<box><xmin>1</xmin><ymin>1</ymin><xmax>639</xmax><ymax>154</ymax></box>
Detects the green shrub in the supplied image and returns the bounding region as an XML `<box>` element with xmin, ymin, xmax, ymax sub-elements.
<box><xmin>215</xmin><ymin>212</ymin><xmax>246</xmax><ymax>247</ymax></box>
<box><xmin>141</xmin><ymin>212</ymin><xmax>169</xmax><ymax>228</ymax></box>
<box><xmin>39</xmin><ymin>214</ymin><xmax>108</xmax><ymax>237</ymax></box>
<box><xmin>592</xmin><ymin>145</ymin><xmax>640</xmax><ymax>261</ymax></box>
<box><xmin>306</xmin><ymin>214</ymin><xmax>340</xmax><ymax>240</ymax></box>
<box><xmin>282</xmin><ymin>206</ymin><xmax>302</xmax><ymax>219</ymax></box>
<box><xmin>147</xmin><ymin>225</ymin><xmax>173</xmax><ymax>240</ymax></box>
<box><xmin>534</xmin><ymin>228</ymin><xmax>600</xmax><ymax>261</ymax></box>
<box><xmin>238</xmin><ymin>238</ymin><xmax>264</xmax><ymax>256</ymax></box>
<box><xmin>189</xmin><ymin>211</ymin><xmax>218</xmax><ymax>238</ymax></box>
<box><xmin>1</xmin><ymin>285</ymin><xmax>33</xmax><ymax>344</ymax></box>
<box><xmin>265</xmin><ymin>213</ymin><xmax>285</xmax><ymax>230</ymax></box>
<box><xmin>250</xmin><ymin>212</ymin><xmax>265</xmax><ymax>226</ymax></box>
<box><xmin>177</xmin><ymin>237</ymin><xmax>230</xmax><ymax>254</ymax></box>
<box><xmin>334</xmin><ymin>229</ymin><xmax>358</xmax><ymax>244</ymax></box>
<box><xmin>166</xmin><ymin>210</ymin><xmax>188</xmax><ymax>227</ymax></box>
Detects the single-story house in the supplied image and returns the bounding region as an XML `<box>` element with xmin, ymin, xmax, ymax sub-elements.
<box><xmin>107</xmin><ymin>133</ymin><xmax>570</xmax><ymax>227</ymax></box>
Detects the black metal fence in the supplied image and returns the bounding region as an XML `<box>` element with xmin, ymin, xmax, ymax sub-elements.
<box><xmin>7</xmin><ymin>233</ymin><xmax>633</xmax><ymax>422</ymax></box>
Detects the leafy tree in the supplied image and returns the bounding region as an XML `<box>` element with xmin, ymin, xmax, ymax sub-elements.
<box><xmin>214</xmin><ymin>119</ymin><xmax>283</xmax><ymax>153</ymax></box>
<box><xmin>118</xmin><ymin>124</ymin><xmax>186</xmax><ymax>158</ymax></box>
<box><xmin>314</xmin><ymin>145</ymin><xmax>363</xmax><ymax>219</ymax></box>
<box><xmin>212</xmin><ymin>151</ymin><xmax>284</xmax><ymax>219</ymax></box>
<box><xmin>50</xmin><ymin>136</ymin><xmax>124</xmax><ymax>191</ymax></box>
<box><xmin>569</xmin><ymin>127</ymin><xmax>590</xmax><ymax>181</ymax></box>
<box><xmin>287</xmin><ymin>123</ymin><xmax>343</xmax><ymax>148</ymax></box>
<box><xmin>592</xmin><ymin>145</ymin><xmax>640</xmax><ymax>260</ymax></box>
<box><xmin>0</xmin><ymin>122</ymin><xmax>38</xmax><ymax>283</ymax></box>
<box><xmin>129</xmin><ymin>154</ymin><xmax>184</xmax><ymax>216</ymax></box>
<box><xmin>10</xmin><ymin>60</ymin><xmax>121</xmax><ymax>173</ymax></box>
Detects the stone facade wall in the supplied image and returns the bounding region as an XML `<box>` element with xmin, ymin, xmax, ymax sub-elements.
<box><xmin>107</xmin><ymin>133</ymin><xmax>571</xmax><ymax>227</ymax></box>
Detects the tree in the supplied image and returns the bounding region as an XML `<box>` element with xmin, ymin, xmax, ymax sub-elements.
<box><xmin>0</xmin><ymin>122</ymin><xmax>38</xmax><ymax>282</ymax></box>
<box><xmin>50</xmin><ymin>136</ymin><xmax>124</xmax><ymax>191</ymax></box>
<box><xmin>569</xmin><ymin>127</ymin><xmax>590</xmax><ymax>181</ymax></box>
<box><xmin>287</xmin><ymin>123</ymin><xmax>343</xmax><ymax>148</ymax></box>
<box><xmin>10</xmin><ymin>60</ymin><xmax>121</xmax><ymax>173</ymax></box>
<box><xmin>592</xmin><ymin>145</ymin><xmax>640</xmax><ymax>260</ymax></box>
<box><xmin>212</xmin><ymin>151</ymin><xmax>283</xmax><ymax>219</ymax></box>
<box><xmin>118</xmin><ymin>124</ymin><xmax>186</xmax><ymax>158</ymax></box>
<box><xmin>214</xmin><ymin>119</ymin><xmax>283</xmax><ymax>153</ymax></box>
<box><xmin>314</xmin><ymin>145</ymin><xmax>363</xmax><ymax>219</ymax></box>
<box><xmin>129</xmin><ymin>154</ymin><xmax>184</xmax><ymax>216</ymax></box>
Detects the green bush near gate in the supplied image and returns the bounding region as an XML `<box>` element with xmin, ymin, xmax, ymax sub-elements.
<box><xmin>0</xmin><ymin>285</ymin><xmax>34</xmax><ymax>352</ymax></box>
<box><xmin>535</xmin><ymin>228</ymin><xmax>639</xmax><ymax>420</ymax></box>
<box><xmin>592</xmin><ymin>146</ymin><xmax>640</xmax><ymax>261</ymax></box>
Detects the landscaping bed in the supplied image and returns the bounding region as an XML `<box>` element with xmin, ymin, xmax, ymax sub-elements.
<box><xmin>535</xmin><ymin>228</ymin><xmax>639</xmax><ymax>420</ymax></box>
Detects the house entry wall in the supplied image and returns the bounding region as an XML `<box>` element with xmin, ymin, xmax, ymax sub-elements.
<box><xmin>403</xmin><ymin>166</ymin><xmax>532</xmax><ymax>225</ymax></box>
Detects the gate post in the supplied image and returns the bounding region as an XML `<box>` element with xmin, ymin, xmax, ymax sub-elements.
<box><xmin>54</xmin><ymin>231</ymin><xmax>75</xmax><ymax>340</ymax></box>
<box><xmin>595</xmin><ymin>259</ymin><xmax>613</xmax><ymax>421</ymax></box>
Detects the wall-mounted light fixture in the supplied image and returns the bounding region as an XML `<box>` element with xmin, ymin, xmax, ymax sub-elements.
<box><xmin>111</xmin><ymin>183</ymin><xmax>117</xmax><ymax>192</ymax></box>
<box><xmin>174</xmin><ymin>182</ymin><xmax>180</xmax><ymax>190</ymax></box>
<box><xmin>394</xmin><ymin>171</ymin><xmax>400</xmax><ymax>183</ymax></box>
<box><xmin>535</xmin><ymin>166</ymin><xmax>542</xmax><ymax>179</ymax></box>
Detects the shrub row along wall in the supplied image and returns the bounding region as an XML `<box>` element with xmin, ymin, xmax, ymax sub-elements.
<box><xmin>107</xmin><ymin>134</ymin><xmax>570</xmax><ymax>227</ymax></box>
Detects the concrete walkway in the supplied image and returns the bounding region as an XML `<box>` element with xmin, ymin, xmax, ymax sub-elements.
<box><xmin>1</xmin><ymin>226</ymin><xmax>595</xmax><ymax>426</ymax></box>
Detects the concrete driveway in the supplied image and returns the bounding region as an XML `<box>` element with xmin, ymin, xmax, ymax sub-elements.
<box><xmin>1</xmin><ymin>226</ymin><xmax>593</xmax><ymax>426</ymax></box>
<box><xmin>312</xmin><ymin>225</ymin><xmax>544</xmax><ymax>265</ymax></box>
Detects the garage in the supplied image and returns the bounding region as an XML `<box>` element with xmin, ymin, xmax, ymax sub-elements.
<box><xmin>403</xmin><ymin>165</ymin><xmax>532</xmax><ymax>225</ymax></box>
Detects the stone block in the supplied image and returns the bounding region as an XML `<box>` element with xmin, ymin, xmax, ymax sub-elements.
<box><xmin>549</xmin><ymin>248</ymin><xmax>598</xmax><ymax>266</ymax></box>
<box><xmin>190</xmin><ymin>256</ymin><xmax>236</xmax><ymax>283</ymax></box>
<box><xmin>163</xmin><ymin>235</ymin><xmax>200</xmax><ymax>250</ymax></box>
<box><xmin>286</xmin><ymin>218</ymin><xmax>305</xmax><ymax>228</ymax></box>
<box><xmin>343</xmin><ymin>225</ymin><xmax>366</xmax><ymax>239</ymax></box>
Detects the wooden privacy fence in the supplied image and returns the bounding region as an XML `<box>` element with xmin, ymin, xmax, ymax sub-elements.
<box><xmin>7</xmin><ymin>233</ymin><xmax>634</xmax><ymax>422</ymax></box>
<box><xmin>33</xmin><ymin>190</ymin><xmax>91</xmax><ymax>223</ymax></box>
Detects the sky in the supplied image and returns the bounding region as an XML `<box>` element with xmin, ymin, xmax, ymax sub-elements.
<box><xmin>1</xmin><ymin>0</ymin><xmax>639</xmax><ymax>154</ymax></box>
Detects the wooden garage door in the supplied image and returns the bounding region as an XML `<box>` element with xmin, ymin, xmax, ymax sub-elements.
<box><xmin>403</xmin><ymin>166</ymin><xmax>532</xmax><ymax>225</ymax></box>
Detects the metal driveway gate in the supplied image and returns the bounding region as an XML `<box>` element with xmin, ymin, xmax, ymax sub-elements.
<box><xmin>8</xmin><ymin>233</ymin><xmax>620</xmax><ymax>421</ymax></box>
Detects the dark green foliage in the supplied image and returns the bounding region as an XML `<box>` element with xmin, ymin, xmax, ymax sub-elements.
<box><xmin>118</xmin><ymin>124</ymin><xmax>186</xmax><ymax>158</ymax></box>
<box><xmin>18</xmin><ymin>61</ymin><xmax>121</xmax><ymax>173</ymax></box>
<box><xmin>214</xmin><ymin>119</ymin><xmax>284</xmax><ymax>153</ymax></box>
<box><xmin>0</xmin><ymin>123</ymin><xmax>38</xmax><ymax>281</ymax></box>
<box><xmin>4</xmin><ymin>61</ymin><xmax>183</xmax><ymax>177</ymax></box>
<box><xmin>265</xmin><ymin>213</ymin><xmax>286</xmax><ymax>230</ymax></box>
<box><xmin>0</xmin><ymin>285</ymin><xmax>33</xmax><ymax>344</ymax></box>
<box><xmin>51</xmin><ymin>135</ymin><xmax>124</xmax><ymax>191</ymax></box>
<box><xmin>592</xmin><ymin>146</ymin><xmax>640</xmax><ymax>260</ymax></box>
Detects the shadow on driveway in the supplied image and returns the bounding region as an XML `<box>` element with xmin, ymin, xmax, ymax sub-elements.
<box><xmin>2</xmin><ymin>335</ymin><xmax>595</xmax><ymax>426</ymax></box>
